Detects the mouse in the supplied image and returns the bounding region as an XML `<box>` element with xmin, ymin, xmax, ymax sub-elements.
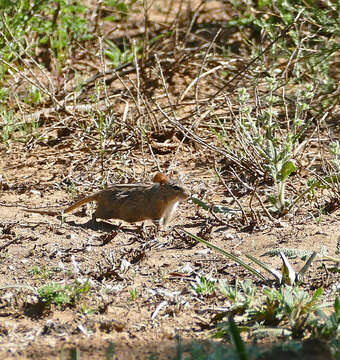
<box><xmin>23</xmin><ymin>172</ymin><xmax>189</xmax><ymax>227</ymax></box>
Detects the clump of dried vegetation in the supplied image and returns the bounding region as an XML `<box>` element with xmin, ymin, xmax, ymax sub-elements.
<box><xmin>0</xmin><ymin>0</ymin><xmax>339</xmax><ymax>358</ymax></box>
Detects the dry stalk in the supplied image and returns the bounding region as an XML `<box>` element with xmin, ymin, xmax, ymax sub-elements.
<box><xmin>211</xmin><ymin>9</ymin><xmax>304</xmax><ymax>101</ymax></box>
<box><xmin>155</xmin><ymin>101</ymin><xmax>247</xmax><ymax>171</ymax></box>
<box><xmin>213</xmin><ymin>162</ymin><xmax>247</xmax><ymax>224</ymax></box>
<box><xmin>194</xmin><ymin>28</ymin><xmax>222</xmax><ymax>113</ymax></box>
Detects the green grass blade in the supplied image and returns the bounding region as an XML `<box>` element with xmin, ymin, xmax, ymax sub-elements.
<box><xmin>182</xmin><ymin>230</ymin><xmax>267</xmax><ymax>282</ymax></box>
<box><xmin>229</xmin><ymin>315</ymin><xmax>249</xmax><ymax>360</ymax></box>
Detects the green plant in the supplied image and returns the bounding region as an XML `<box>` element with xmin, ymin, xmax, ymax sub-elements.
<box><xmin>92</xmin><ymin>110</ymin><xmax>120</xmax><ymax>173</ymax></box>
<box><xmin>329</xmin><ymin>141</ymin><xmax>340</xmax><ymax>172</ymax></box>
<box><xmin>25</xmin><ymin>85</ymin><xmax>44</xmax><ymax>104</ymax></box>
<box><xmin>80</xmin><ymin>305</ymin><xmax>97</xmax><ymax>315</ymax></box>
<box><xmin>226</xmin><ymin>0</ymin><xmax>339</xmax><ymax>103</ymax></box>
<box><xmin>104</xmin><ymin>39</ymin><xmax>139</xmax><ymax>67</ymax></box>
<box><xmin>183</xmin><ymin>230</ymin><xmax>318</xmax><ymax>285</ymax></box>
<box><xmin>105</xmin><ymin>341</ymin><xmax>116</xmax><ymax>360</ymax></box>
<box><xmin>19</xmin><ymin>117</ymin><xmax>43</xmax><ymax>143</ymax></box>
<box><xmin>191</xmin><ymin>196</ymin><xmax>241</xmax><ymax>215</ymax></box>
<box><xmin>28</xmin><ymin>266</ymin><xmax>60</xmax><ymax>280</ymax></box>
<box><xmin>0</xmin><ymin>0</ymin><xmax>91</xmax><ymax>80</ymax></box>
<box><xmin>103</xmin><ymin>0</ymin><xmax>137</xmax><ymax>22</ymax></box>
<box><xmin>216</xmin><ymin>284</ymin><xmax>327</xmax><ymax>340</ymax></box>
<box><xmin>311</xmin><ymin>297</ymin><xmax>340</xmax><ymax>356</ymax></box>
<box><xmin>37</xmin><ymin>280</ymin><xmax>90</xmax><ymax>309</ymax></box>
<box><xmin>218</xmin><ymin>279</ymin><xmax>256</xmax><ymax>308</ymax></box>
<box><xmin>93</xmin><ymin>111</ymin><xmax>118</xmax><ymax>152</ymax></box>
<box><xmin>0</xmin><ymin>108</ymin><xmax>41</xmax><ymax>144</ymax></box>
<box><xmin>129</xmin><ymin>288</ymin><xmax>138</xmax><ymax>301</ymax></box>
<box><xmin>191</xmin><ymin>275</ymin><xmax>216</xmax><ymax>296</ymax></box>
<box><xmin>228</xmin><ymin>315</ymin><xmax>248</xmax><ymax>360</ymax></box>
<box><xmin>278</xmin><ymin>287</ymin><xmax>323</xmax><ymax>338</ymax></box>
<box><xmin>1</xmin><ymin>108</ymin><xmax>17</xmax><ymax>143</ymax></box>
<box><xmin>212</xmin><ymin>0</ymin><xmax>340</xmax><ymax>217</ymax></box>
<box><xmin>290</xmin><ymin>174</ymin><xmax>340</xmax><ymax>212</ymax></box>
<box><xmin>0</xmin><ymin>87</ymin><xmax>8</xmax><ymax>103</ymax></box>
<box><xmin>235</xmin><ymin>82</ymin><xmax>309</xmax><ymax>214</ymax></box>
<box><xmin>70</xmin><ymin>347</ymin><xmax>80</xmax><ymax>360</ymax></box>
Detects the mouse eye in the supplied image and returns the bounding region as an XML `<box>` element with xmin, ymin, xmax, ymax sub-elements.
<box><xmin>172</xmin><ymin>185</ymin><xmax>180</xmax><ymax>191</ymax></box>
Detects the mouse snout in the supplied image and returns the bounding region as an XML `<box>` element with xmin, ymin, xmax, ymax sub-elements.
<box><xmin>181</xmin><ymin>189</ymin><xmax>190</xmax><ymax>200</ymax></box>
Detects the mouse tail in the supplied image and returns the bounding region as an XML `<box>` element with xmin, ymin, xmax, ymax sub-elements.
<box><xmin>23</xmin><ymin>208</ymin><xmax>59</xmax><ymax>216</ymax></box>
<box><xmin>64</xmin><ymin>194</ymin><xmax>98</xmax><ymax>213</ymax></box>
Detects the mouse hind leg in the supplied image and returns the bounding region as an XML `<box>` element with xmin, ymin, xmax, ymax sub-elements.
<box><xmin>92</xmin><ymin>200</ymin><xmax>116</xmax><ymax>220</ymax></box>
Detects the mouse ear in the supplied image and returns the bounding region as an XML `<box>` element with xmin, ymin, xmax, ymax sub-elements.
<box><xmin>153</xmin><ymin>172</ymin><xmax>167</xmax><ymax>185</ymax></box>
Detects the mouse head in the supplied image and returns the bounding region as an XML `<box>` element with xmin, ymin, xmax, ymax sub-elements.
<box><xmin>153</xmin><ymin>172</ymin><xmax>168</xmax><ymax>185</ymax></box>
<box><xmin>153</xmin><ymin>172</ymin><xmax>189</xmax><ymax>201</ymax></box>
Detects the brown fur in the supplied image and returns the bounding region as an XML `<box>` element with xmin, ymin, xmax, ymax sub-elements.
<box><xmin>23</xmin><ymin>173</ymin><xmax>188</xmax><ymax>226</ymax></box>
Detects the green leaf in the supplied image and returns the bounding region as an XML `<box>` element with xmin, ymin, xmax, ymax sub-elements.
<box><xmin>182</xmin><ymin>230</ymin><xmax>267</xmax><ymax>282</ymax></box>
<box><xmin>277</xmin><ymin>160</ymin><xmax>297</xmax><ymax>181</ymax></box>
<box><xmin>191</xmin><ymin>196</ymin><xmax>241</xmax><ymax>214</ymax></box>
<box><xmin>228</xmin><ymin>316</ymin><xmax>248</xmax><ymax>360</ymax></box>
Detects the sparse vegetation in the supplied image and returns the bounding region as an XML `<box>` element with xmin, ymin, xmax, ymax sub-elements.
<box><xmin>37</xmin><ymin>280</ymin><xmax>90</xmax><ymax>309</ymax></box>
<box><xmin>129</xmin><ymin>287</ymin><xmax>138</xmax><ymax>301</ymax></box>
<box><xmin>0</xmin><ymin>0</ymin><xmax>339</xmax><ymax>358</ymax></box>
<box><xmin>191</xmin><ymin>275</ymin><xmax>216</xmax><ymax>296</ymax></box>
<box><xmin>28</xmin><ymin>265</ymin><xmax>61</xmax><ymax>280</ymax></box>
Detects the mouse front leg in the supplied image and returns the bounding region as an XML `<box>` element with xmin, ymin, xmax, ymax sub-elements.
<box><xmin>162</xmin><ymin>202</ymin><xmax>179</xmax><ymax>228</ymax></box>
<box><xmin>152</xmin><ymin>218</ymin><xmax>165</xmax><ymax>232</ymax></box>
